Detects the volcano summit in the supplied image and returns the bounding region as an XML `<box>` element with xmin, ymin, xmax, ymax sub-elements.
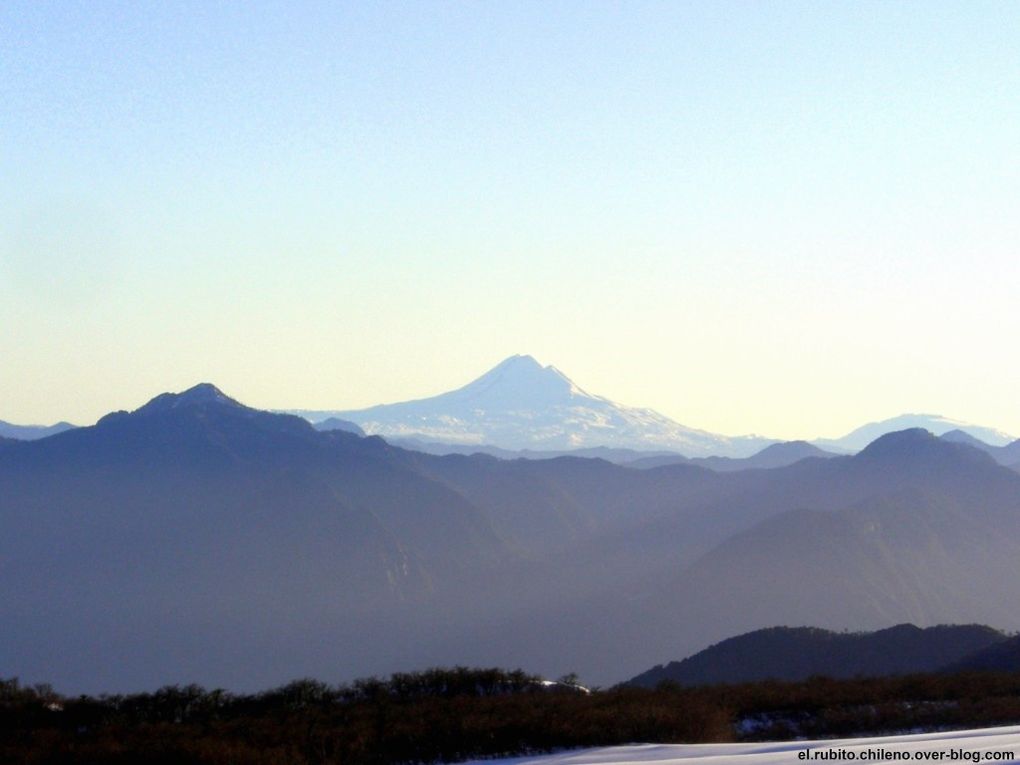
<box><xmin>290</xmin><ymin>355</ymin><xmax>772</xmax><ymax>458</ymax></box>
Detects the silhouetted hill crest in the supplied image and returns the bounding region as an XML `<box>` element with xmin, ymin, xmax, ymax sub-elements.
<box><xmin>54</xmin><ymin>384</ymin><xmax>332</xmax><ymax>471</ymax></box>
<box><xmin>945</xmin><ymin>635</ymin><xmax>1020</xmax><ymax>673</ymax></box>
<box><xmin>754</xmin><ymin>440</ymin><xmax>830</xmax><ymax>460</ymax></box>
<box><xmin>136</xmin><ymin>383</ymin><xmax>245</xmax><ymax>415</ymax></box>
<box><xmin>815</xmin><ymin>414</ymin><xmax>1015</xmax><ymax>452</ymax></box>
<box><xmin>628</xmin><ymin>623</ymin><xmax>1008</xmax><ymax>687</ymax></box>
<box><xmin>314</xmin><ymin>417</ymin><xmax>367</xmax><ymax>436</ymax></box>
<box><xmin>857</xmin><ymin>428</ymin><xmax>997</xmax><ymax>469</ymax></box>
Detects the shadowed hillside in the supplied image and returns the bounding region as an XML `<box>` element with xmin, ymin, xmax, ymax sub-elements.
<box><xmin>629</xmin><ymin>624</ymin><xmax>1008</xmax><ymax>687</ymax></box>
<box><xmin>5</xmin><ymin>388</ymin><xmax>1020</xmax><ymax>692</ymax></box>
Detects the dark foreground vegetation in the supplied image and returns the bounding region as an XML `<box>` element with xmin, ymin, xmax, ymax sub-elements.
<box><xmin>5</xmin><ymin>668</ymin><xmax>1020</xmax><ymax>764</ymax></box>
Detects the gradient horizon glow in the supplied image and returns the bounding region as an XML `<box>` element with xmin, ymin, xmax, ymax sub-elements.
<box><xmin>2</xmin><ymin>1</ymin><xmax>1019</xmax><ymax>440</ymax></box>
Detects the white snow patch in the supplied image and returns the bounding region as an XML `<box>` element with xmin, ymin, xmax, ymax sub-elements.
<box><xmin>462</xmin><ymin>725</ymin><xmax>1020</xmax><ymax>764</ymax></box>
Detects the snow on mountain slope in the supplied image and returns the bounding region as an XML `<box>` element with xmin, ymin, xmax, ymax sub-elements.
<box><xmin>288</xmin><ymin>358</ymin><xmax>1016</xmax><ymax>458</ymax></box>
<box><xmin>294</xmin><ymin>355</ymin><xmax>773</xmax><ymax>458</ymax></box>
<box><xmin>463</xmin><ymin>725</ymin><xmax>1020</xmax><ymax>765</ymax></box>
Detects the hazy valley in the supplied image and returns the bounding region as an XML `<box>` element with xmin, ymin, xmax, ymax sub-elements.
<box><xmin>4</xmin><ymin>358</ymin><xmax>1020</xmax><ymax>694</ymax></box>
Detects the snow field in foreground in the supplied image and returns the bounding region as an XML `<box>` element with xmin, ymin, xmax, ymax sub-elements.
<box><xmin>463</xmin><ymin>725</ymin><xmax>1020</xmax><ymax>764</ymax></box>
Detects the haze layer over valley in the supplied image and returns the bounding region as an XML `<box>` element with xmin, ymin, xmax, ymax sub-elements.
<box><xmin>5</xmin><ymin>379</ymin><xmax>1020</xmax><ymax>693</ymax></box>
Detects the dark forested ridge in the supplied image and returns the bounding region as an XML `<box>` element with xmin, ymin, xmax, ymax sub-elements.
<box><xmin>313</xmin><ymin>417</ymin><xmax>366</xmax><ymax>436</ymax></box>
<box><xmin>6</xmin><ymin>667</ymin><xmax>1020</xmax><ymax>765</ymax></box>
<box><xmin>0</xmin><ymin>668</ymin><xmax>730</xmax><ymax>765</ymax></box>
<box><xmin>629</xmin><ymin>624</ymin><xmax>1010</xmax><ymax>687</ymax></box>
<box><xmin>4</xmin><ymin>386</ymin><xmax>1020</xmax><ymax>692</ymax></box>
<box><xmin>945</xmin><ymin>635</ymin><xmax>1020</xmax><ymax>674</ymax></box>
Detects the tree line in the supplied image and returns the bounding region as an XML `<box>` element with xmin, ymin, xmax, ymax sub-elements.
<box><xmin>4</xmin><ymin>667</ymin><xmax>1020</xmax><ymax>764</ymax></box>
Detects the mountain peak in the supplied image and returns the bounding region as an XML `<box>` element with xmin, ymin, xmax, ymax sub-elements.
<box><xmin>451</xmin><ymin>355</ymin><xmax>589</xmax><ymax>405</ymax></box>
<box><xmin>857</xmin><ymin>427</ymin><xmax>997</xmax><ymax>468</ymax></box>
<box><xmin>857</xmin><ymin>428</ymin><xmax>939</xmax><ymax>459</ymax></box>
<box><xmin>136</xmin><ymin>383</ymin><xmax>245</xmax><ymax>415</ymax></box>
<box><xmin>300</xmin><ymin>355</ymin><xmax>772</xmax><ymax>456</ymax></box>
<box><xmin>178</xmin><ymin>383</ymin><xmax>236</xmax><ymax>404</ymax></box>
<box><xmin>497</xmin><ymin>353</ymin><xmax>543</xmax><ymax>370</ymax></box>
<box><xmin>485</xmin><ymin>354</ymin><xmax>564</xmax><ymax>380</ymax></box>
<box><xmin>755</xmin><ymin>440</ymin><xmax>825</xmax><ymax>457</ymax></box>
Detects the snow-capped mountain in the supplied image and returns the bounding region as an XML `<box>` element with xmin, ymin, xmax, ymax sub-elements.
<box><xmin>290</xmin><ymin>357</ymin><xmax>1017</xmax><ymax>458</ymax></box>
<box><xmin>293</xmin><ymin>355</ymin><xmax>773</xmax><ymax>458</ymax></box>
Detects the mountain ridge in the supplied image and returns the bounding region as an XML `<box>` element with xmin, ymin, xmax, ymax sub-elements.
<box><xmin>5</xmin><ymin>382</ymin><xmax>1020</xmax><ymax>692</ymax></box>
<box><xmin>941</xmin><ymin>429</ymin><xmax>1020</xmax><ymax>466</ymax></box>
<box><xmin>628</xmin><ymin>623</ymin><xmax>1010</xmax><ymax>687</ymax></box>
<box><xmin>0</xmin><ymin>419</ymin><xmax>77</xmax><ymax>441</ymax></box>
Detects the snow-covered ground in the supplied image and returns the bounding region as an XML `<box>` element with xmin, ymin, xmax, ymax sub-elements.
<box><xmin>463</xmin><ymin>725</ymin><xmax>1020</xmax><ymax>764</ymax></box>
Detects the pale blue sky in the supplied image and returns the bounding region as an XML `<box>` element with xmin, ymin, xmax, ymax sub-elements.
<box><xmin>2</xmin><ymin>1</ymin><xmax>1019</xmax><ymax>439</ymax></box>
